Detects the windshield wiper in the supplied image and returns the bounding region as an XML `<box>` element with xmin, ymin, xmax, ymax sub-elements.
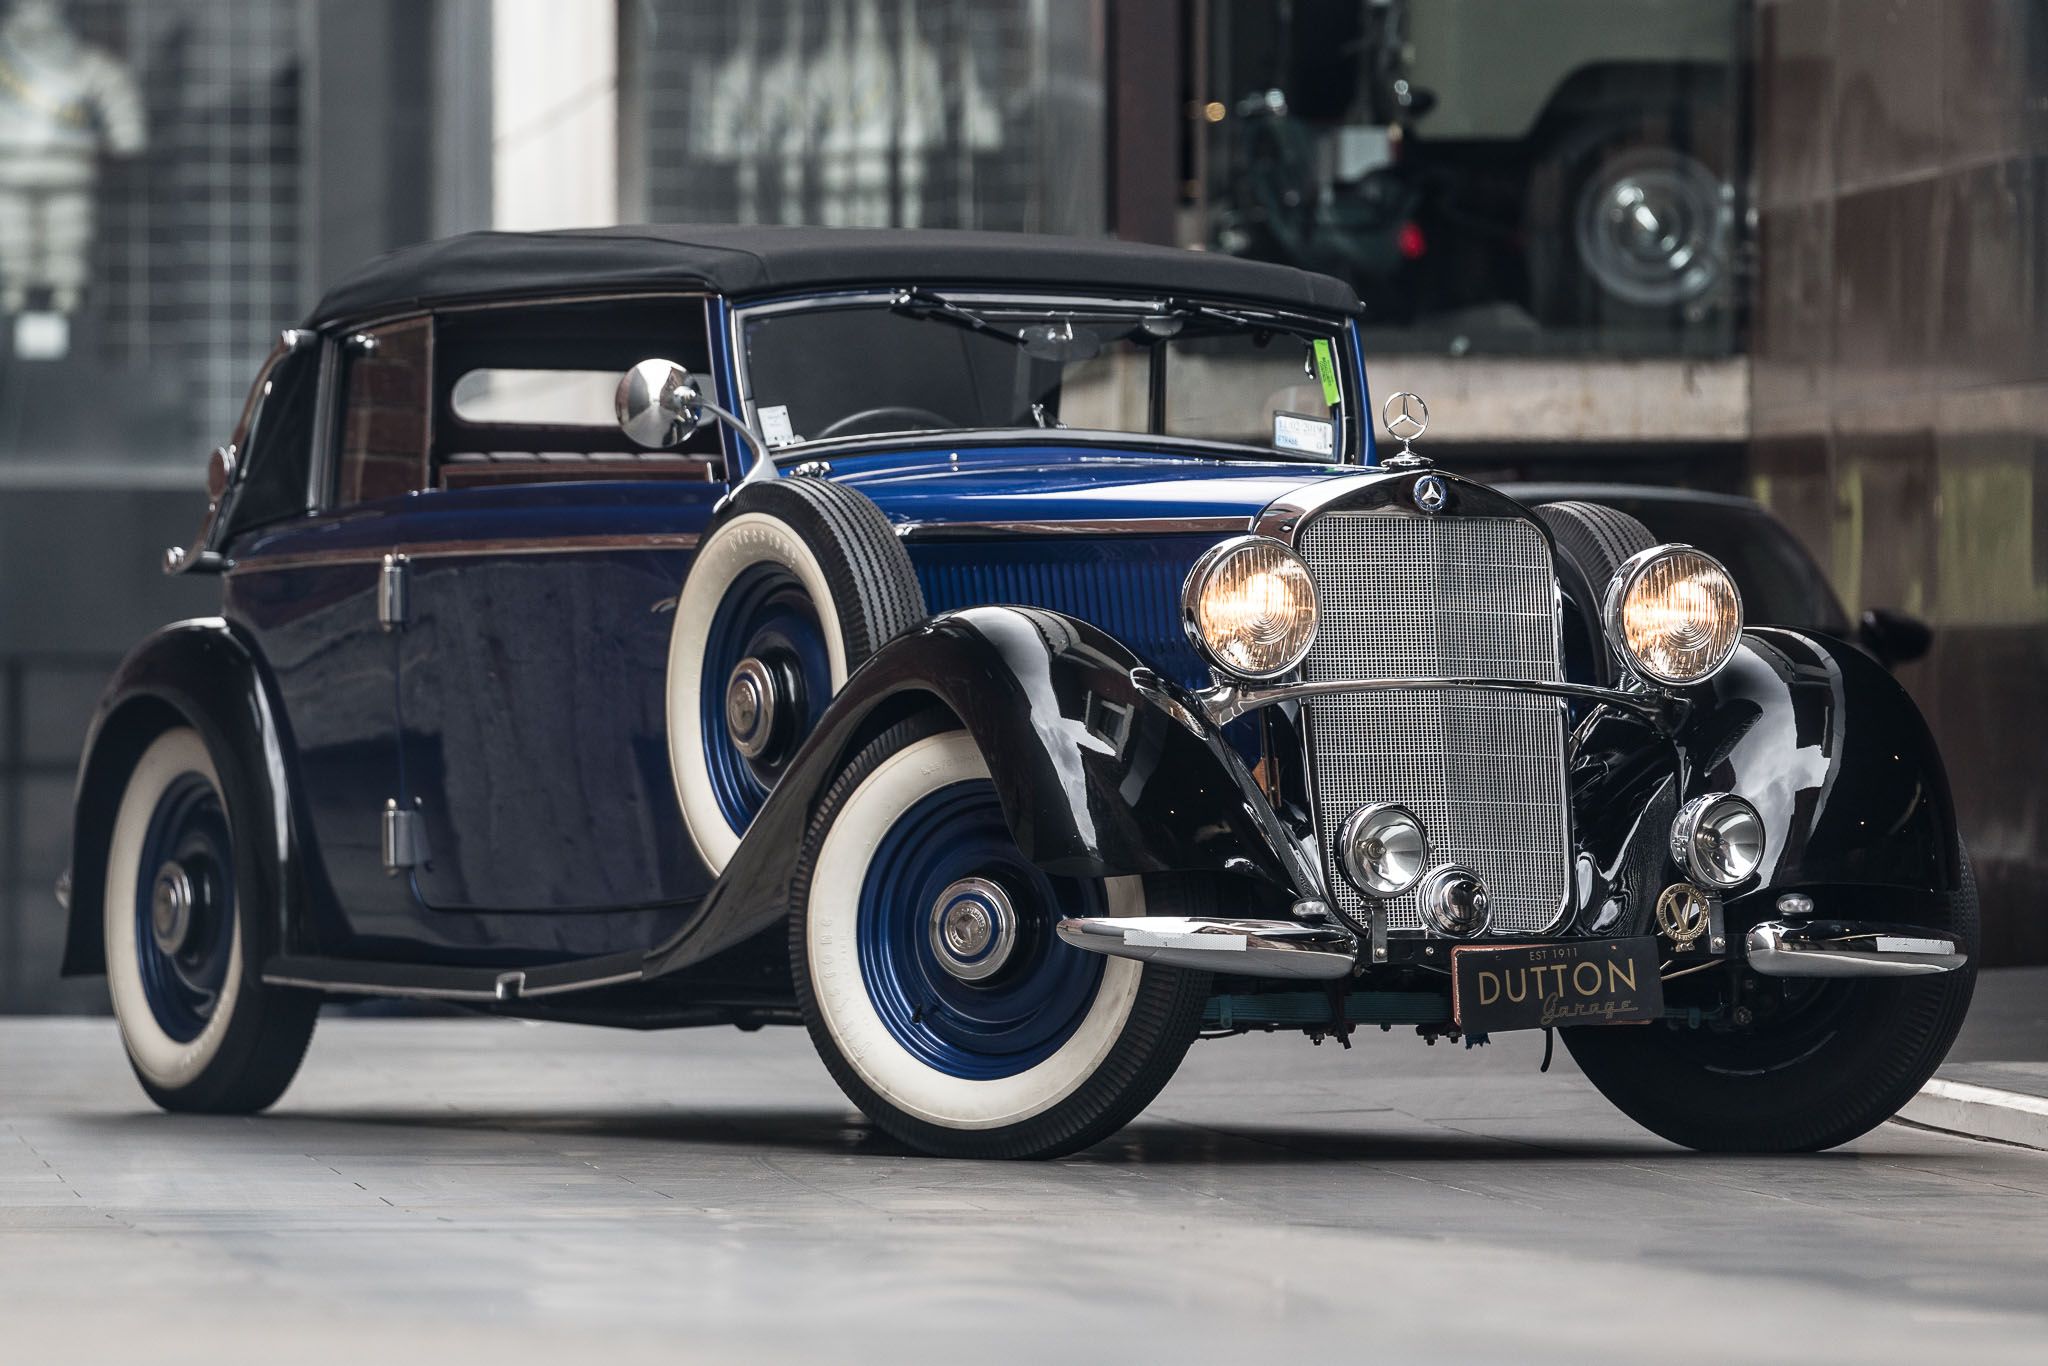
<box><xmin>1161</xmin><ymin>297</ymin><xmax>1282</xmax><ymax>341</ymax></box>
<box><xmin>890</xmin><ymin>287</ymin><xmax>1024</xmax><ymax>346</ymax></box>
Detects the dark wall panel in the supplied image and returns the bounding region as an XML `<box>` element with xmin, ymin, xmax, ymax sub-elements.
<box><xmin>1752</xmin><ymin>0</ymin><xmax>2048</xmax><ymax>964</ymax></box>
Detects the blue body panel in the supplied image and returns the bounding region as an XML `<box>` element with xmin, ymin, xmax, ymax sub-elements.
<box><xmin>834</xmin><ymin>444</ymin><xmax>1343</xmax><ymax>526</ymax></box>
<box><xmin>908</xmin><ymin>535</ymin><xmax>1218</xmax><ymax>687</ymax></box>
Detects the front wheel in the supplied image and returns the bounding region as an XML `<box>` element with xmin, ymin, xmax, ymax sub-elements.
<box><xmin>103</xmin><ymin>726</ymin><xmax>317</xmax><ymax>1113</ymax></box>
<box><xmin>790</xmin><ymin>718</ymin><xmax>1210</xmax><ymax>1158</ymax></box>
<box><xmin>1564</xmin><ymin>853</ymin><xmax>1979</xmax><ymax>1152</ymax></box>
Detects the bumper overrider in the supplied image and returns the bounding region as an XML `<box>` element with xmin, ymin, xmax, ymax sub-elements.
<box><xmin>1058</xmin><ymin>515</ymin><xmax>1970</xmax><ymax>988</ymax></box>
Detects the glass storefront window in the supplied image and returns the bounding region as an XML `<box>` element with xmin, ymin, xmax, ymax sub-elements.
<box><xmin>621</xmin><ymin>0</ymin><xmax>1105</xmax><ymax>237</ymax></box>
<box><xmin>1195</xmin><ymin>0</ymin><xmax>1746</xmax><ymax>358</ymax></box>
<box><xmin>0</xmin><ymin>0</ymin><xmax>305</xmax><ymax>475</ymax></box>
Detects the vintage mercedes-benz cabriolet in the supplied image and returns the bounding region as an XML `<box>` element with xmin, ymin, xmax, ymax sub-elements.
<box><xmin>62</xmin><ymin>227</ymin><xmax>1974</xmax><ymax>1158</ymax></box>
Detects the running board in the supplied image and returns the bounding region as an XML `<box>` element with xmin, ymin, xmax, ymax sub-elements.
<box><xmin>261</xmin><ymin>951</ymin><xmax>645</xmax><ymax>1002</ymax></box>
<box><xmin>1055</xmin><ymin>916</ymin><xmax>1358</xmax><ymax>979</ymax></box>
<box><xmin>1744</xmin><ymin>920</ymin><xmax>1967</xmax><ymax>978</ymax></box>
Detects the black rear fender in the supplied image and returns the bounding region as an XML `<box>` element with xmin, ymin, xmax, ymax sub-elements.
<box><xmin>63</xmin><ymin>619</ymin><xmax>300</xmax><ymax>976</ymax></box>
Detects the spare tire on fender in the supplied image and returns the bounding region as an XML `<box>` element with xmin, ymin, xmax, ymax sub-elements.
<box><xmin>668</xmin><ymin>477</ymin><xmax>926</xmax><ymax>874</ymax></box>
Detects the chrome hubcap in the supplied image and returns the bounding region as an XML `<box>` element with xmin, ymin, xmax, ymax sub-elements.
<box><xmin>928</xmin><ymin>877</ymin><xmax>1018</xmax><ymax>982</ymax></box>
<box><xmin>724</xmin><ymin>656</ymin><xmax>781</xmax><ymax>760</ymax></box>
<box><xmin>149</xmin><ymin>861</ymin><xmax>197</xmax><ymax>956</ymax></box>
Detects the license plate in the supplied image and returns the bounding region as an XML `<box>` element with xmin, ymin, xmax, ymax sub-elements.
<box><xmin>1451</xmin><ymin>937</ymin><xmax>1664</xmax><ymax>1033</ymax></box>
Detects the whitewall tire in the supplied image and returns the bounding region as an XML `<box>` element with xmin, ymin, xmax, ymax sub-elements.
<box><xmin>101</xmin><ymin>725</ymin><xmax>316</xmax><ymax>1113</ymax></box>
<box><xmin>791</xmin><ymin>717</ymin><xmax>1211</xmax><ymax>1158</ymax></box>
<box><xmin>666</xmin><ymin>479</ymin><xmax>925</xmax><ymax>875</ymax></box>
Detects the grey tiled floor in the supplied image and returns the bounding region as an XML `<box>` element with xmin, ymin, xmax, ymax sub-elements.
<box><xmin>3</xmin><ymin>1016</ymin><xmax>2046</xmax><ymax>1364</ymax></box>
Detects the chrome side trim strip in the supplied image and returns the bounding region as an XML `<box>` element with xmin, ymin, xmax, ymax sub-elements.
<box><xmin>1744</xmin><ymin>920</ymin><xmax>1967</xmax><ymax>978</ymax></box>
<box><xmin>1056</xmin><ymin>915</ymin><xmax>1359</xmax><ymax>979</ymax></box>
<box><xmin>898</xmin><ymin>515</ymin><xmax>1251</xmax><ymax>540</ymax></box>
<box><xmin>230</xmin><ymin>532</ymin><xmax>702</xmax><ymax>575</ymax></box>
<box><xmin>1195</xmin><ymin>675</ymin><xmax>1668</xmax><ymax>727</ymax></box>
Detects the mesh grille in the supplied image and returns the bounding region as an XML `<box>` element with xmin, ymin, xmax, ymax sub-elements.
<box><xmin>1299</xmin><ymin>511</ymin><xmax>1569</xmax><ymax>933</ymax></box>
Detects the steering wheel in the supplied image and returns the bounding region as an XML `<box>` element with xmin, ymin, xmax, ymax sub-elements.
<box><xmin>813</xmin><ymin>405</ymin><xmax>955</xmax><ymax>440</ymax></box>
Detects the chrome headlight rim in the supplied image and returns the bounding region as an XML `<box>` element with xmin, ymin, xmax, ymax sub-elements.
<box><xmin>1601</xmin><ymin>541</ymin><xmax>1745</xmax><ymax>688</ymax></box>
<box><xmin>1337</xmin><ymin>801</ymin><xmax>1429</xmax><ymax>898</ymax></box>
<box><xmin>1670</xmin><ymin>791</ymin><xmax>1766</xmax><ymax>889</ymax></box>
<box><xmin>1181</xmin><ymin>534</ymin><xmax>1321</xmax><ymax>682</ymax></box>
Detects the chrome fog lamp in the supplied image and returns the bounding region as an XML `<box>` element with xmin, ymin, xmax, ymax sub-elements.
<box><xmin>1603</xmin><ymin>544</ymin><xmax>1744</xmax><ymax>686</ymax></box>
<box><xmin>1670</xmin><ymin>792</ymin><xmax>1766</xmax><ymax>889</ymax></box>
<box><xmin>1339</xmin><ymin>803</ymin><xmax>1427</xmax><ymax>897</ymax></box>
<box><xmin>1182</xmin><ymin>535</ymin><xmax>1319</xmax><ymax>680</ymax></box>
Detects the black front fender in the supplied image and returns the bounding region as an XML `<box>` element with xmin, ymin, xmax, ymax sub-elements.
<box><xmin>1673</xmin><ymin>628</ymin><xmax>1958</xmax><ymax>900</ymax></box>
<box><xmin>63</xmin><ymin>618</ymin><xmax>300</xmax><ymax>976</ymax></box>
<box><xmin>647</xmin><ymin>605</ymin><xmax>1311</xmax><ymax>975</ymax></box>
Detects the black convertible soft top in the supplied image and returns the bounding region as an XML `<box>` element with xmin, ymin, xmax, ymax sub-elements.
<box><xmin>306</xmin><ymin>224</ymin><xmax>1363</xmax><ymax>327</ymax></box>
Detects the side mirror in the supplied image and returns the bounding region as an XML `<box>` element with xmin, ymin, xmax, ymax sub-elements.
<box><xmin>616</xmin><ymin>358</ymin><xmax>712</xmax><ymax>449</ymax></box>
<box><xmin>1859</xmin><ymin>607</ymin><xmax>1932</xmax><ymax>668</ymax></box>
<box><xmin>204</xmin><ymin>444</ymin><xmax>236</xmax><ymax>501</ymax></box>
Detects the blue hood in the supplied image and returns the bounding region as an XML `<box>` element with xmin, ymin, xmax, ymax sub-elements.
<box><xmin>824</xmin><ymin>442</ymin><xmax>1361</xmax><ymax>530</ymax></box>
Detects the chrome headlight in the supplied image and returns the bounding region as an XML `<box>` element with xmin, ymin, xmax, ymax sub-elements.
<box><xmin>1338</xmin><ymin>803</ymin><xmax>1428</xmax><ymax>897</ymax></box>
<box><xmin>1603</xmin><ymin>544</ymin><xmax>1743</xmax><ymax>686</ymax></box>
<box><xmin>1183</xmin><ymin>536</ymin><xmax>1319</xmax><ymax>680</ymax></box>
<box><xmin>1671</xmin><ymin>792</ymin><xmax>1766</xmax><ymax>888</ymax></box>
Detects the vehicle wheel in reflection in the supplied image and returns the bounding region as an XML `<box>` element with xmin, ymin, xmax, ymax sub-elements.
<box><xmin>1526</xmin><ymin>102</ymin><xmax>1733</xmax><ymax>330</ymax></box>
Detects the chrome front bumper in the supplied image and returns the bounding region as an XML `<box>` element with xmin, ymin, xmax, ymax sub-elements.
<box><xmin>1055</xmin><ymin>916</ymin><xmax>1358</xmax><ymax>979</ymax></box>
<box><xmin>1745</xmin><ymin>919</ymin><xmax>1967</xmax><ymax>978</ymax></box>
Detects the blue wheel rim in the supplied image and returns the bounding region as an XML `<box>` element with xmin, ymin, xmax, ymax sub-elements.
<box><xmin>133</xmin><ymin>771</ymin><xmax>235</xmax><ymax>1043</ymax></box>
<box><xmin>700</xmin><ymin>562</ymin><xmax>833</xmax><ymax>834</ymax></box>
<box><xmin>856</xmin><ymin>779</ymin><xmax>1108</xmax><ymax>1079</ymax></box>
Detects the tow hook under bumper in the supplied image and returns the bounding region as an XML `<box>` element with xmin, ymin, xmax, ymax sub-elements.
<box><xmin>1744</xmin><ymin>919</ymin><xmax>1967</xmax><ymax>978</ymax></box>
<box><xmin>1055</xmin><ymin>916</ymin><xmax>1358</xmax><ymax>979</ymax></box>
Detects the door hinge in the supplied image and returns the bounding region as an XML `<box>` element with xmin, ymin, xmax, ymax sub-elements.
<box><xmin>378</xmin><ymin>553</ymin><xmax>410</xmax><ymax>631</ymax></box>
<box><xmin>381</xmin><ymin>798</ymin><xmax>427</xmax><ymax>874</ymax></box>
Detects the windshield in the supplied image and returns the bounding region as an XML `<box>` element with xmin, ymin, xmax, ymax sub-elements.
<box><xmin>739</xmin><ymin>294</ymin><xmax>1353</xmax><ymax>459</ymax></box>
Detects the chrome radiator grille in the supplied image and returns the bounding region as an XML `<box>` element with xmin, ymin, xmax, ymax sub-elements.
<box><xmin>1298</xmin><ymin>510</ymin><xmax>1569</xmax><ymax>934</ymax></box>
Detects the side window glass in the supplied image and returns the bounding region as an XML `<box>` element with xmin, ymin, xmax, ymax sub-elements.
<box><xmin>337</xmin><ymin>317</ymin><xmax>431</xmax><ymax>505</ymax></box>
<box><xmin>223</xmin><ymin>346</ymin><xmax>319</xmax><ymax>536</ymax></box>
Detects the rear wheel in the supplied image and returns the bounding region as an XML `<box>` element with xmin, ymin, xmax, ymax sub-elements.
<box><xmin>1565</xmin><ymin>852</ymin><xmax>1979</xmax><ymax>1152</ymax></box>
<box><xmin>790</xmin><ymin>717</ymin><xmax>1210</xmax><ymax>1158</ymax></box>
<box><xmin>103</xmin><ymin>726</ymin><xmax>317</xmax><ymax>1113</ymax></box>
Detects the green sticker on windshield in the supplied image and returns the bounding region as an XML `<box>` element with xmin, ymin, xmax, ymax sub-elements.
<box><xmin>1313</xmin><ymin>339</ymin><xmax>1341</xmax><ymax>408</ymax></box>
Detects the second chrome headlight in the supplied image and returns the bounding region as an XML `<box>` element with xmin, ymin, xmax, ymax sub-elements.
<box><xmin>1183</xmin><ymin>536</ymin><xmax>1319</xmax><ymax>680</ymax></box>
<box><xmin>1603</xmin><ymin>544</ymin><xmax>1744</xmax><ymax>686</ymax></box>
